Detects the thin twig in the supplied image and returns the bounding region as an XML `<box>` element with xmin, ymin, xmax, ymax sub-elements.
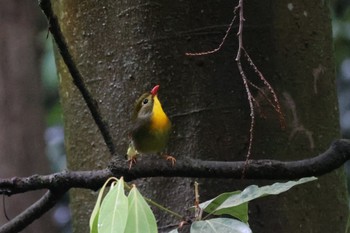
<box><xmin>194</xmin><ymin>181</ymin><xmax>202</xmax><ymax>221</ymax></box>
<box><xmin>243</xmin><ymin>49</ymin><xmax>285</xmax><ymax>128</ymax></box>
<box><xmin>247</xmin><ymin>79</ymin><xmax>276</xmax><ymax>112</ymax></box>
<box><xmin>184</xmin><ymin>0</ymin><xmax>285</xmax><ymax>175</ymax></box>
<box><xmin>235</xmin><ymin>0</ymin><xmax>245</xmax><ymax>61</ymax></box>
<box><xmin>2</xmin><ymin>195</ymin><xmax>9</xmax><ymax>221</ymax></box>
<box><xmin>185</xmin><ymin>15</ymin><xmax>237</xmax><ymax>56</ymax></box>
<box><xmin>234</xmin><ymin>0</ymin><xmax>255</xmax><ymax>177</ymax></box>
<box><xmin>237</xmin><ymin>61</ymin><xmax>255</xmax><ymax>177</ymax></box>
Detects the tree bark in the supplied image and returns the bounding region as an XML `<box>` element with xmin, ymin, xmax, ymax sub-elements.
<box><xmin>0</xmin><ymin>1</ymin><xmax>59</xmax><ymax>233</ymax></box>
<box><xmin>53</xmin><ymin>1</ymin><xmax>348</xmax><ymax>232</ymax></box>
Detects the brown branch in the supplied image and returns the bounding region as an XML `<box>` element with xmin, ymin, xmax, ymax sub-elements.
<box><xmin>185</xmin><ymin>1</ymin><xmax>285</xmax><ymax>171</ymax></box>
<box><xmin>0</xmin><ymin>190</ymin><xmax>66</xmax><ymax>233</ymax></box>
<box><xmin>234</xmin><ymin>0</ymin><xmax>255</xmax><ymax>176</ymax></box>
<box><xmin>1</xmin><ymin>139</ymin><xmax>349</xmax><ymax>197</ymax></box>
<box><xmin>126</xmin><ymin>139</ymin><xmax>349</xmax><ymax>179</ymax></box>
<box><xmin>0</xmin><ymin>169</ymin><xmax>113</xmax><ymax>195</ymax></box>
<box><xmin>185</xmin><ymin>14</ymin><xmax>237</xmax><ymax>56</ymax></box>
<box><xmin>38</xmin><ymin>0</ymin><xmax>116</xmax><ymax>155</ymax></box>
<box><xmin>243</xmin><ymin>49</ymin><xmax>286</xmax><ymax>128</ymax></box>
<box><xmin>234</xmin><ymin>0</ymin><xmax>245</xmax><ymax>61</ymax></box>
<box><xmin>237</xmin><ymin>60</ymin><xmax>255</xmax><ymax>175</ymax></box>
<box><xmin>1</xmin><ymin>139</ymin><xmax>349</xmax><ymax>232</ymax></box>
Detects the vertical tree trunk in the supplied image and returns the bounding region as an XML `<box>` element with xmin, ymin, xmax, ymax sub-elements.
<box><xmin>0</xmin><ymin>1</ymin><xmax>59</xmax><ymax>233</ymax></box>
<box><xmin>54</xmin><ymin>1</ymin><xmax>348</xmax><ymax>232</ymax></box>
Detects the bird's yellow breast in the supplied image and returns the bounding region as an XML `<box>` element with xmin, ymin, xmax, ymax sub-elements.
<box><xmin>150</xmin><ymin>95</ymin><xmax>170</xmax><ymax>132</ymax></box>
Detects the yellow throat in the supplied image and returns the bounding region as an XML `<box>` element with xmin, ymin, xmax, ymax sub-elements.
<box><xmin>150</xmin><ymin>95</ymin><xmax>170</xmax><ymax>132</ymax></box>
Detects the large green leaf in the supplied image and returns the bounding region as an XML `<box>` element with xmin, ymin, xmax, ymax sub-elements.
<box><xmin>199</xmin><ymin>191</ymin><xmax>248</xmax><ymax>223</ymax></box>
<box><xmin>191</xmin><ymin>218</ymin><xmax>252</xmax><ymax>233</ymax></box>
<box><xmin>217</xmin><ymin>177</ymin><xmax>317</xmax><ymax>211</ymax></box>
<box><xmin>199</xmin><ymin>177</ymin><xmax>316</xmax><ymax>221</ymax></box>
<box><xmin>98</xmin><ymin>177</ymin><xmax>128</xmax><ymax>233</ymax></box>
<box><xmin>89</xmin><ymin>177</ymin><xmax>118</xmax><ymax>233</ymax></box>
<box><xmin>211</xmin><ymin>203</ymin><xmax>248</xmax><ymax>223</ymax></box>
<box><xmin>124</xmin><ymin>185</ymin><xmax>157</xmax><ymax>233</ymax></box>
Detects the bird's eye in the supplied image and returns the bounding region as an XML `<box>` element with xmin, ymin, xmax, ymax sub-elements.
<box><xmin>143</xmin><ymin>98</ymin><xmax>148</xmax><ymax>105</ymax></box>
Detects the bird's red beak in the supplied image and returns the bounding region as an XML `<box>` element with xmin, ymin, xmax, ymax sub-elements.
<box><xmin>151</xmin><ymin>85</ymin><xmax>160</xmax><ymax>96</ymax></box>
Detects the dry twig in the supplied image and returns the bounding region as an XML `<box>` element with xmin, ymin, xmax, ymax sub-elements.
<box><xmin>185</xmin><ymin>0</ymin><xmax>285</xmax><ymax>175</ymax></box>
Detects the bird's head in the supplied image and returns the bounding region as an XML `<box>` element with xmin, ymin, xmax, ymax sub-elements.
<box><xmin>132</xmin><ymin>85</ymin><xmax>160</xmax><ymax>120</ymax></box>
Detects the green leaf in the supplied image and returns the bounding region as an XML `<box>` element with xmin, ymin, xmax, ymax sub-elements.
<box><xmin>199</xmin><ymin>177</ymin><xmax>317</xmax><ymax>222</ymax></box>
<box><xmin>191</xmin><ymin>218</ymin><xmax>252</xmax><ymax>233</ymax></box>
<box><xmin>124</xmin><ymin>185</ymin><xmax>157</xmax><ymax>233</ymax></box>
<box><xmin>212</xmin><ymin>203</ymin><xmax>248</xmax><ymax>223</ymax></box>
<box><xmin>89</xmin><ymin>177</ymin><xmax>118</xmax><ymax>233</ymax></box>
<box><xmin>199</xmin><ymin>191</ymin><xmax>248</xmax><ymax>223</ymax></box>
<box><xmin>98</xmin><ymin>177</ymin><xmax>128</xmax><ymax>233</ymax></box>
<box><xmin>214</xmin><ymin>177</ymin><xmax>317</xmax><ymax>213</ymax></box>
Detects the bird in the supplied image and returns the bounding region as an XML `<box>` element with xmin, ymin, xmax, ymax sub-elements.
<box><xmin>127</xmin><ymin>85</ymin><xmax>175</xmax><ymax>169</ymax></box>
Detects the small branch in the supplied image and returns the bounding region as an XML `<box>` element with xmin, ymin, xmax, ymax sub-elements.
<box><xmin>185</xmin><ymin>15</ymin><xmax>236</xmax><ymax>56</ymax></box>
<box><xmin>243</xmin><ymin>49</ymin><xmax>286</xmax><ymax>128</ymax></box>
<box><xmin>1</xmin><ymin>140</ymin><xmax>349</xmax><ymax>197</ymax></box>
<box><xmin>0</xmin><ymin>190</ymin><xmax>66</xmax><ymax>233</ymax></box>
<box><xmin>235</xmin><ymin>0</ymin><xmax>245</xmax><ymax>61</ymax></box>
<box><xmin>237</xmin><ymin>61</ymin><xmax>255</xmax><ymax>176</ymax></box>
<box><xmin>38</xmin><ymin>0</ymin><xmax>116</xmax><ymax>155</ymax></box>
<box><xmin>184</xmin><ymin>0</ymin><xmax>285</xmax><ymax>172</ymax></box>
<box><xmin>234</xmin><ymin>0</ymin><xmax>257</xmax><ymax>176</ymax></box>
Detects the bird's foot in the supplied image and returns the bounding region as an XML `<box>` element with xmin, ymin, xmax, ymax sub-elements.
<box><xmin>163</xmin><ymin>154</ymin><xmax>176</xmax><ymax>166</ymax></box>
<box><xmin>127</xmin><ymin>141</ymin><xmax>138</xmax><ymax>169</ymax></box>
<box><xmin>127</xmin><ymin>157</ymin><xmax>137</xmax><ymax>170</ymax></box>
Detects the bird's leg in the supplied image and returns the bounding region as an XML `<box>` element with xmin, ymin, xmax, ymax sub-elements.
<box><xmin>161</xmin><ymin>154</ymin><xmax>176</xmax><ymax>166</ymax></box>
<box><xmin>127</xmin><ymin>157</ymin><xmax>137</xmax><ymax>170</ymax></box>
<box><xmin>126</xmin><ymin>141</ymin><xmax>138</xmax><ymax>169</ymax></box>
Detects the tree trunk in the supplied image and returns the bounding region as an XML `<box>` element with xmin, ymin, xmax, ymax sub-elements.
<box><xmin>54</xmin><ymin>1</ymin><xmax>348</xmax><ymax>232</ymax></box>
<box><xmin>0</xmin><ymin>1</ymin><xmax>59</xmax><ymax>233</ymax></box>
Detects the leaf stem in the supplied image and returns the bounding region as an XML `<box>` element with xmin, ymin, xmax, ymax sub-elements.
<box><xmin>145</xmin><ymin>197</ymin><xmax>183</xmax><ymax>220</ymax></box>
<box><xmin>123</xmin><ymin>181</ymin><xmax>183</xmax><ymax>220</ymax></box>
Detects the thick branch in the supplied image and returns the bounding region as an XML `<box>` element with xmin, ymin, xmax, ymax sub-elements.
<box><xmin>0</xmin><ymin>139</ymin><xmax>348</xmax><ymax>232</ymax></box>
<box><xmin>1</xmin><ymin>139</ymin><xmax>349</xmax><ymax>196</ymax></box>
<box><xmin>38</xmin><ymin>0</ymin><xmax>116</xmax><ymax>155</ymax></box>
<box><xmin>0</xmin><ymin>169</ymin><xmax>113</xmax><ymax>196</ymax></box>
<box><xmin>116</xmin><ymin>139</ymin><xmax>350</xmax><ymax>179</ymax></box>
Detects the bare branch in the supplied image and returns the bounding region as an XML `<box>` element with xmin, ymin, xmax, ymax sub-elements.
<box><xmin>237</xmin><ymin>60</ymin><xmax>255</xmax><ymax>176</ymax></box>
<box><xmin>234</xmin><ymin>0</ymin><xmax>255</xmax><ymax>175</ymax></box>
<box><xmin>0</xmin><ymin>169</ymin><xmax>113</xmax><ymax>195</ymax></box>
<box><xmin>1</xmin><ymin>140</ymin><xmax>349</xmax><ymax>197</ymax></box>
<box><xmin>235</xmin><ymin>0</ymin><xmax>245</xmax><ymax>61</ymax></box>
<box><xmin>0</xmin><ymin>190</ymin><xmax>66</xmax><ymax>233</ymax></box>
<box><xmin>185</xmin><ymin>14</ymin><xmax>236</xmax><ymax>56</ymax></box>
<box><xmin>38</xmin><ymin>0</ymin><xmax>116</xmax><ymax>155</ymax></box>
<box><xmin>243</xmin><ymin>49</ymin><xmax>286</xmax><ymax>128</ymax></box>
<box><xmin>0</xmin><ymin>139</ymin><xmax>349</xmax><ymax>232</ymax></box>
